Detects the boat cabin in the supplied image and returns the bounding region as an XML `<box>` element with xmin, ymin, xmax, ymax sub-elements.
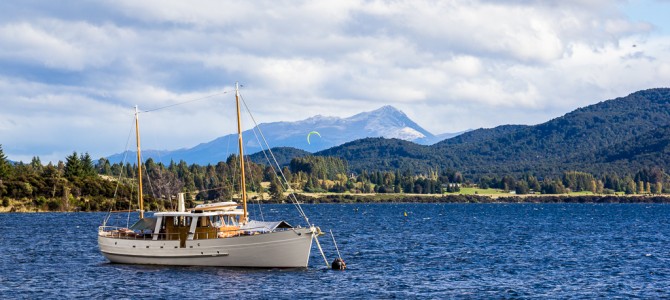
<box><xmin>102</xmin><ymin>202</ymin><xmax>294</xmax><ymax>249</ymax></box>
<box><xmin>142</xmin><ymin>210</ymin><xmax>244</xmax><ymax>247</ymax></box>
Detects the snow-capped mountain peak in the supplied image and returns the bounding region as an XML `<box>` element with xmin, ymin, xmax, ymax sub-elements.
<box><xmin>108</xmin><ymin>106</ymin><xmax>439</xmax><ymax>164</ymax></box>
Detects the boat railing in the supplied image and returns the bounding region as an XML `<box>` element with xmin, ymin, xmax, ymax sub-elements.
<box><xmin>238</xmin><ymin>226</ymin><xmax>287</xmax><ymax>235</ymax></box>
<box><xmin>192</xmin><ymin>226</ymin><xmax>283</xmax><ymax>239</ymax></box>
<box><xmin>193</xmin><ymin>230</ymin><xmax>236</xmax><ymax>239</ymax></box>
<box><xmin>98</xmin><ymin>226</ymin><xmax>179</xmax><ymax>240</ymax></box>
<box><xmin>99</xmin><ymin>225</ymin><xmax>292</xmax><ymax>240</ymax></box>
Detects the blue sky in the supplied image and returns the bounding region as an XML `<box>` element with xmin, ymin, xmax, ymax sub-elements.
<box><xmin>1</xmin><ymin>0</ymin><xmax>669</xmax><ymax>163</ymax></box>
<box><xmin>623</xmin><ymin>0</ymin><xmax>670</xmax><ymax>34</ymax></box>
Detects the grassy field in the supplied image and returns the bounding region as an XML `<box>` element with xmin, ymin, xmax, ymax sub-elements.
<box><xmin>567</xmin><ymin>191</ymin><xmax>596</xmax><ymax>195</ymax></box>
<box><xmin>451</xmin><ymin>187</ymin><xmax>512</xmax><ymax>195</ymax></box>
<box><xmin>446</xmin><ymin>188</ymin><xmax>609</xmax><ymax>197</ymax></box>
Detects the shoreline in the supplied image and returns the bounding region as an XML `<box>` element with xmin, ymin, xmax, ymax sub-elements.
<box><xmin>2</xmin><ymin>194</ymin><xmax>670</xmax><ymax>213</ymax></box>
<box><xmin>294</xmin><ymin>194</ymin><xmax>670</xmax><ymax>204</ymax></box>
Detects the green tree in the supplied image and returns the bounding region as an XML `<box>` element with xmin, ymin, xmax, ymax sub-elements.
<box><xmin>0</xmin><ymin>144</ymin><xmax>12</xmax><ymax>180</ymax></box>
<box><xmin>653</xmin><ymin>182</ymin><xmax>663</xmax><ymax>194</ymax></box>
<box><xmin>281</xmin><ymin>166</ymin><xmax>292</xmax><ymax>183</ymax></box>
<box><xmin>289</xmin><ymin>156</ymin><xmax>347</xmax><ymax>181</ymax></box>
<box><xmin>527</xmin><ymin>175</ymin><xmax>541</xmax><ymax>192</ymax></box>
<box><xmin>515</xmin><ymin>180</ymin><xmax>530</xmax><ymax>195</ymax></box>
<box><xmin>29</xmin><ymin>156</ymin><xmax>43</xmax><ymax>174</ymax></box>
<box><xmin>637</xmin><ymin>180</ymin><xmax>645</xmax><ymax>194</ymax></box>
<box><xmin>363</xmin><ymin>182</ymin><xmax>373</xmax><ymax>193</ymax></box>
<box><xmin>501</xmin><ymin>175</ymin><xmax>516</xmax><ymax>192</ymax></box>
<box><xmin>541</xmin><ymin>178</ymin><xmax>567</xmax><ymax>194</ymax></box>
<box><xmin>97</xmin><ymin>157</ymin><xmax>112</xmax><ymax>175</ymax></box>
<box><xmin>595</xmin><ymin>180</ymin><xmax>604</xmax><ymax>194</ymax></box>
<box><xmin>624</xmin><ymin>179</ymin><xmax>636</xmax><ymax>195</ymax></box>
<box><xmin>562</xmin><ymin>171</ymin><xmax>595</xmax><ymax>192</ymax></box>
<box><xmin>64</xmin><ymin>152</ymin><xmax>82</xmax><ymax>179</ymax></box>
<box><xmin>268</xmin><ymin>176</ymin><xmax>285</xmax><ymax>201</ymax></box>
<box><xmin>80</xmin><ymin>152</ymin><xmax>96</xmax><ymax>177</ymax></box>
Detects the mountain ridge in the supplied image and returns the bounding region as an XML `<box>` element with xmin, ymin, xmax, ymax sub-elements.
<box><xmin>318</xmin><ymin>88</ymin><xmax>670</xmax><ymax>177</ymax></box>
<box><xmin>109</xmin><ymin>87</ymin><xmax>670</xmax><ymax>179</ymax></box>
<box><xmin>107</xmin><ymin>105</ymin><xmax>448</xmax><ymax>164</ymax></box>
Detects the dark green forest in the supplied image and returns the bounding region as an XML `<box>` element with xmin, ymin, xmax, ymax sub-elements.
<box><xmin>2</xmin><ymin>145</ymin><xmax>669</xmax><ymax>212</ymax></box>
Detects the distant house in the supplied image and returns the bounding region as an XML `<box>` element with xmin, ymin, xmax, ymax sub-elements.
<box><xmin>441</xmin><ymin>183</ymin><xmax>461</xmax><ymax>188</ymax></box>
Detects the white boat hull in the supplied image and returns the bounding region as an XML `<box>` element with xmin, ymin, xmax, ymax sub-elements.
<box><xmin>98</xmin><ymin>227</ymin><xmax>315</xmax><ymax>268</ymax></box>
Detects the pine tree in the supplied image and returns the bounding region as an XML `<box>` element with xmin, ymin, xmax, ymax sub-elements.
<box><xmin>64</xmin><ymin>151</ymin><xmax>82</xmax><ymax>179</ymax></box>
<box><xmin>515</xmin><ymin>180</ymin><xmax>530</xmax><ymax>195</ymax></box>
<box><xmin>97</xmin><ymin>157</ymin><xmax>112</xmax><ymax>175</ymax></box>
<box><xmin>30</xmin><ymin>156</ymin><xmax>43</xmax><ymax>174</ymax></box>
<box><xmin>0</xmin><ymin>145</ymin><xmax>12</xmax><ymax>180</ymax></box>
<box><xmin>80</xmin><ymin>152</ymin><xmax>96</xmax><ymax>177</ymax></box>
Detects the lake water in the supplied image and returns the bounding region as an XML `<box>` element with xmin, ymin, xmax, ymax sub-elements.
<box><xmin>1</xmin><ymin>203</ymin><xmax>669</xmax><ymax>298</ymax></box>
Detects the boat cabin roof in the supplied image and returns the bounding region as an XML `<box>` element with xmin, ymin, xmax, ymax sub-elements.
<box><xmin>154</xmin><ymin>210</ymin><xmax>244</xmax><ymax>217</ymax></box>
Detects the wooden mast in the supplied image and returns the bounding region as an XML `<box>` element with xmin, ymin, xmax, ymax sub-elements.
<box><xmin>235</xmin><ymin>82</ymin><xmax>248</xmax><ymax>223</ymax></box>
<box><xmin>135</xmin><ymin>106</ymin><xmax>144</xmax><ymax>219</ymax></box>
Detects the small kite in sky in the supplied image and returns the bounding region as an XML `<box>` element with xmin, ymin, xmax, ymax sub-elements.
<box><xmin>307</xmin><ymin>131</ymin><xmax>321</xmax><ymax>144</ymax></box>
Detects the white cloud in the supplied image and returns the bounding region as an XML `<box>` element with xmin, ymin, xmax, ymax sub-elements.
<box><xmin>0</xmin><ymin>0</ymin><xmax>669</xmax><ymax>161</ymax></box>
<box><xmin>0</xmin><ymin>20</ymin><xmax>136</xmax><ymax>71</ymax></box>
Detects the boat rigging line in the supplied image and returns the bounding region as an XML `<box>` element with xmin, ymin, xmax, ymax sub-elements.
<box><xmin>105</xmin><ymin>88</ymin><xmax>234</xmax><ymax>222</ymax></box>
<box><xmin>330</xmin><ymin>229</ymin><xmax>343</xmax><ymax>260</ymax></box>
<box><xmin>313</xmin><ymin>229</ymin><xmax>330</xmax><ymax>268</ymax></box>
<box><xmin>242</xmin><ymin>155</ymin><xmax>265</xmax><ymax>222</ymax></box>
<box><xmin>330</xmin><ymin>229</ymin><xmax>347</xmax><ymax>270</ymax></box>
<box><xmin>240</xmin><ymin>91</ymin><xmax>332</xmax><ymax>268</ymax></box>
<box><xmin>104</xmin><ymin>87</ymin><xmax>311</xmax><ymax>228</ymax></box>
<box><xmin>239</xmin><ymin>93</ymin><xmax>312</xmax><ymax>227</ymax></box>
<box><xmin>141</xmin><ymin>90</ymin><xmax>234</xmax><ymax>114</ymax></box>
<box><xmin>104</xmin><ymin>115</ymin><xmax>139</xmax><ymax>227</ymax></box>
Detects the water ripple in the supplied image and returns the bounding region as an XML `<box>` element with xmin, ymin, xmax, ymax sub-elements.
<box><xmin>1</xmin><ymin>204</ymin><xmax>669</xmax><ymax>298</ymax></box>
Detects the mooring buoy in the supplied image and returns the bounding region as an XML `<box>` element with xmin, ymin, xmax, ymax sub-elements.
<box><xmin>331</xmin><ymin>257</ymin><xmax>346</xmax><ymax>270</ymax></box>
<box><xmin>329</xmin><ymin>229</ymin><xmax>346</xmax><ymax>270</ymax></box>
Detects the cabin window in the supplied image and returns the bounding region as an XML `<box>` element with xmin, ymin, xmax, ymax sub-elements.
<box><xmin>173</xmin><ymin>216</ymin><xmax>192</xmax><ymax>227</ymax></box>
<box><xmin>210</xmin><ymin>216</ymin><xmax>223</xmax><ymax>227</ymax></box>
<box><xmin>206</xmin><ymin>215</ymin><xmax>240</xmax><ymax>227</ymax></box>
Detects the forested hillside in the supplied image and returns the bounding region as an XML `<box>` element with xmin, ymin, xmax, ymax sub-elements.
<box><xmin>317</xmin><ymin>138</ymin><xmax>437</xmax><ymax>171</ymax></box>
<box><xmin>0</xmin><ymin>144</ymin><xmax>461</xmax><ymax>211</ymax></box>
<box><xmin>318</xmin><ymin>88</ymin><xmax>670</xmax><ymax>177</ymax></box>
<box><xmin>248</xmin><ymin>147</ymin><xmax>310</xmax><ymax>166</ymax></box>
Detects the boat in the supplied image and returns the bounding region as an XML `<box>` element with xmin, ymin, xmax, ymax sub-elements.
<box><xmin>98</xmin><ymin>83</ymin><xmax>327</xmax><ymax>268</ymax></box>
